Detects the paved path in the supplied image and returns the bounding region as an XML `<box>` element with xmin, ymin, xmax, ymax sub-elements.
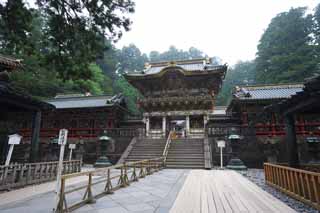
<box><xmin>170</xmin><ymin>170</ymin><xmax>296</xmax><ymax>213</ymax></box>
<box><xmin>0</xmin><ymin>166</ymin><xmax>94</xmax><ymax>207</ymax></box>
<box><xmin>0</xmin><ymin>169</ymin><xmax>296</xmax><ymax>213</ymax></box>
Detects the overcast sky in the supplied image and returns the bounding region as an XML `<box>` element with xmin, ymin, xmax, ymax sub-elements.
<box><xmin>116</xmin><ymin>0</ymin><xmax>319</xmax><ymax>65</ymax></box>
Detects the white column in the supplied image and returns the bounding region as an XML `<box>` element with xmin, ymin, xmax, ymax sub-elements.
<box><xmin>186</xmin><ymin>115</ymin><xmax>190</xmax><ymax>137</ymax></box>
<box><xmin>203</xmin><ymin>115</ymin><xmax>208</xmax><ymax>128</ymax></box>
<box><xmin>145</xmin><ymin>117</ymin><xmax>150</xmax><ymax>137</ymax></box>
<box><xmin>162</xmin><ymin>116</ymin><xmax>166</xmax><ymax>138</ymax></box>
<box><xmin>204</xmin><ymin>115</ymin><xmax>208</xmax><ymax>136</ymax></box>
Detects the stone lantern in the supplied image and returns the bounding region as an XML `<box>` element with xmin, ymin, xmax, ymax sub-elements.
<box><xmin>306</xmin><ymin>136</ymin><xmax>320</xmax><ymax>163</ymax></box>
<box><xmin>226</xmin><ymin>134</ymin><xmax>247</xmax><ymax>170</ymax></box>
<box><xmin>94</xmin><ymin>131</ymin><xmax>112</xmax><ymax>167</ymax></box>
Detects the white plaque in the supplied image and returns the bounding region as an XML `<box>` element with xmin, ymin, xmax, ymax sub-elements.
<box><xmin>217</xmin><ymin>140</ymin><xmax>225</xmax><ymax>148</ymax></box>
<box><xmin>69</xmin><ymin>144</ymin><xmax>76</xmax><ymax>149</ymax></box>
<box><xmin>8</xmin><ymin>134</ymin><xmax>22</xmax><ymax>145</ymax></box>
<box><xmin>58</xmin><ymin>129</ymin><xmax>68</xmax><ymax>145</ymax></box>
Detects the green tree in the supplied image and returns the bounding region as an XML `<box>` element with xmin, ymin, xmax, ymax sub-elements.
<box><xmin>149</xmin><ymin>46</ymin><xmax>206</xmax><ymax>62</ymax></box>
<box><xmin>114</xmin><ymin>76</ymin><xmax>141</xmax><ymax>114</ymax></box>
<box><xmin>0</xmin><ymin>0</ymin><xmax>34</xmax><ymax>55</ymax></box>
<box><xmin>117</xmin><ymin>44</ymin><xmax>148</xmax><ymax>74</ymax></box>
<box><xmin>216</xmin><ymin>61</ymin><xmax>256</xmax><ymax>105</ymax></box>
<box><xmin>35</xmin><ymin>0</ymin><xmax>135</xmax><ymax>81</ymax></box>
<box><xmin>255</xmin><ymin>7</ymin><xmax>317</xmax><ymax>83</ymax></box>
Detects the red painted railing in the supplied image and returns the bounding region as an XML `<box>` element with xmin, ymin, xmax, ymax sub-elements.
<box><xmin>208</xmin><ymin>122</ymin><xmax>320</xmax><ymax>137</ymax></box>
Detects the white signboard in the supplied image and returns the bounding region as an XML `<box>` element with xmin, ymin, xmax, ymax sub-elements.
<box><xmin>8</xmin><ymin>134</ymin><xmax>22</xmax><ymax>145</ymax></box>
<box><xmin>217</xmin><ymin>140</ymin><xmax>226</xmax><ymax>148</ymax></box>
<box><xmin>58</xmin><ymin>129</ymin><xmax>68</xmax><ymax>145</ymax></box>
<box><xmin>69</xmin><ymin>144</ymin><xmax>76</xmax><ymax>149</ymax></box>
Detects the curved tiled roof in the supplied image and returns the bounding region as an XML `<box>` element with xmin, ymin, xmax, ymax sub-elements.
<box><xmin>0</xmin><ymin>54</ymin><xmax>23</xmax><ymax>71</ymax></box>
<box><xmin>233</xmin><ymin>84</ymin><xmax>304</xmax><ymax>100</ymax></box>
<box><xmin>47</xmin><ymin>94</ymin><xmax>124</xmax><ymax>109</ymax></box>
<box><xmin>0</xmin><ymin>82</ymin><xmax>54</xmax><ymax>110</ymax></box>
<box><xmin>124</xmin><ymin>58</ymin><xmax>227</xmax><ymax>78</ymax></box>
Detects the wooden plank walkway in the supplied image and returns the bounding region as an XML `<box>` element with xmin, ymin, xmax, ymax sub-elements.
<box><xmin>170</xmin><ymin>170</ymin><xmax>296</xmax><ymax>213</ymax></box>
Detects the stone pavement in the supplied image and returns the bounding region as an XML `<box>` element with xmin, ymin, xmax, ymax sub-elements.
<box><xmin>0</xmin><ymin>166</ymin><xmax>94</xmax><ymax>207</ymax></box>
<box><xmin>0</xmin><ymin>169</ymin><xmax>296</xmax><ymax>213</ymax></box>
<box><xmin>0</xmin><ymin>169</ymin><xmax>189</xmax><ymax>213</ymax></box>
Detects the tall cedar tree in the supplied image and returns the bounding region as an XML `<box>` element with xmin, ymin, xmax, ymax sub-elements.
<box><xmin>255</xmin><ymin>7</ymin><xmax>317</xmax><ymax>83</ymax></box>
<box><xmin>36</xmin><ymin>0</ymin><xmax>134</xmax><ymax>80</ymax></box>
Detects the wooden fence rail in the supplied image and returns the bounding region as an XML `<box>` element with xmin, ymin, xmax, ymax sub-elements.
<box><xmin>264</xmin><ymin>163</ymin><xmax>320</xmax><ymax>210</ymax></box>
<box><xmin>0</xmin><ymin>160</ymin><xmax>81</xmax><ymax>190</ymax></box>
<box><xmin>55</xmin><ymin>157</ymin><xmax>164</xmax><ymax>213</ymax></box>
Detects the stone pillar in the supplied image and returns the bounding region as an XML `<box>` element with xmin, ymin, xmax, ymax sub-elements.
<box><xmin>30</xmin><ymin>110</ymin><xmax>42</xmax><ymax>162</ymax></box>
<box><xmin>284</xmin><ymin>114</ymin><xmax>299</xmax><ymax>167</ymax></box>
<box><xmin>145</xmin><ymin>116</ymin><xmax>150</xmax><ymax>137</ymax></box>
<box><xmin>186</xmin><ymin>115</ymin><xmax>190</xmax><ymax>137</ymax></box>
<box><xmin>162</xmin><ymin>116</ymin><xmax>166</xmax><ymax>138</ymax></box>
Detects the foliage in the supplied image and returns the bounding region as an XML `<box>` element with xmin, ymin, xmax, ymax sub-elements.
<box><xmin>36</xmin><ymin>0</ymin><xmax>135</xmax><ymax>80</ymax></box>
<box><xmin>216</xmin><ymin>61</ymin><xmax>256</xmax><ymax>105</ymax></box>
<box><xmin>255</xmin><ymin>7</ymin><xmax>317</xmax><ymax>84</ymax></box>
<box><xmin>116</xmin><ymin>44</ymin><xmax>148</xmax><ymax>74</ymax></box>
<box><xmin>114</xmin><ymin>76</ymin><xmax>141</xmax><ymax>114</ymax></box>
<box><xmin>0</xmin><ymin>0</ymin><xmax>34</xmax><ymax>55</ymax></box>
<box><xmin>149</xmin><ymin>46</ymin><xmax>206</xmax><ymax>62</ymax></box>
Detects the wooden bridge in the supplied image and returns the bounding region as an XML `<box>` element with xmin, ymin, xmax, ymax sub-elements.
<box><xmin>170</xmin><ymin>170</ymin><xmax>295</xmax><ymax>213</ymax></box>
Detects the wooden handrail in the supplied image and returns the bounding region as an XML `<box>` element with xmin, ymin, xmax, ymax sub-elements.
<box><xmin>55</xmin><ymin>157</ymin><xmax>165</xmax><ymax>213</ymax></box>
<box><xmin>264</xmin><ymin>163</ymin><xmax>320</xmax><ymax>210</ymax></box>
<box><xmin>162</xmin><ymin>131</ymin><xmax>173</xmax><ymax>164</ymax></box>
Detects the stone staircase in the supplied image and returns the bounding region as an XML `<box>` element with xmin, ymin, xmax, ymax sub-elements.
<box><xmin>124</xmin><ymin>138</ymin><xmax>166</xmax><ymax>162</ymax></box>
<box><xmin>166</xmin><ymin>138</ymin><xmax>205</xmax><ymax>169</ymax></box>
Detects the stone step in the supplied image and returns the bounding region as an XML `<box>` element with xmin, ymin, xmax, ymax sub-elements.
<box><xmin>171</xmin><ymin>140</ymin><xmax>203</xmax><ymax>143</ymax></box>
<box><xmin>129</xmin><ymin>153</ymin><xmax>163</xmax><ymax>156</ymax></box>
<box><xmin>165</xmin><ymin>161</ymin><xmax>204</xmax><ymax>166</ymax></box>
<box><xmin>130</xmin><ymin>149</ymin><xmax>163</xmax><ymax>152</ymax></box>
<box><xmin>166</xmin><ymin>160</ymin><xmax>204</xmax><ymax>164</ymax></box>
<box><xmin>168</xmin><ymin>151</ymin><xmax>203</xmax><ymax>156</ymax></box>
<box><xmin>170</xmin><ymin>145</ymin><xmax>203</xmax><ymax>148</ymax></box>
<box><xmin>132</xmin><ymin>146</ymin><xmax>164</xmax><ymax>148</ymax></box>
<box><xmin>170</xmin><ymin>143</ymin><xmax>203</xmax><ymax>146</ymax></box>
<box><xmin>128</xmin><ymin>152</ymin><xmax>163</xmax><ymax>156</ymax></box>
<box><xmin>168</xmin><ymin>147</ymin><xmax>203</xmax><ymax>150</ymax></box>
<box><xmin>137</xmin><ymin>140</ymin><xmax>166</xmax><ymax>143</ymax></box>
<box><xmin>126</xmin><ymin>157</ymin><xmax>160</xmax><ymax>161</ymax></box>
<box><xmin>166</xmin><ymin>156</ymin><xmax>204</xmax><ymax>160</ymax></box>
<box><xmin>168</xmin><ymin>151</ymin><xmax>203</xmax><ymax>155</ymax></box>
<box><xmin>165</xmin><ymin>164</ymin><xmax>205</xmax><ymax>169</ymax></box>
<box><xmin>131</xmin><ymin>148</ymin><xmax>164</xmax><ymax>151</ymax></box>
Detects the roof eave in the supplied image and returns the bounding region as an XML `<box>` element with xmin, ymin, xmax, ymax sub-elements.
<box><xmin>124</xmin><ymin>67</ymin><xmax>227</xmax><ymax>81</ymax></box>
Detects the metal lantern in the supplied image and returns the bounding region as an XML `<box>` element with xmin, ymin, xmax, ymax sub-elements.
<box><xmin>94</xmin><ymin>131</ymin><xmax>112</xmax><ymax>167</ymax></box>
<box><xmin>226</xmin><ymin>134</ymin><xmax>247</xmax><ymax>171</ymax></box>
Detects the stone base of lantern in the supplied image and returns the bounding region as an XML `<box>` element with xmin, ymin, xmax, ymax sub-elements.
<box><xmin>94</xmin><ymin>156</ymin><xmax>112</xmax><ymax>167</ymax></box>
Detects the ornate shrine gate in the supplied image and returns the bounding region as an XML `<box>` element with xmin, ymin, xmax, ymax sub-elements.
<box><xmin>125</xmin><ymin>58</ymin><xmax>227</xmax><ymax>139</ymax></box>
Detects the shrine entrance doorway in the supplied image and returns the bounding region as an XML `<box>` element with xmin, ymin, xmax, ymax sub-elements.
<box><xmin>168</xmin><ymin>116</ymin><xmax>186</xmax><ymax>139</ymax></box>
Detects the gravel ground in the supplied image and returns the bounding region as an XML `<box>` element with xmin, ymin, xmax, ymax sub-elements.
<box><xmin>245</xmin><ymin>169</ymin><xmax>318</xmax><ymax>213</ymax></box>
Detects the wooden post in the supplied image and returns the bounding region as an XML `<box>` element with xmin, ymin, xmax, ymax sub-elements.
<box><xmin>104</xmin><ymin>169</ymin><xmax>113</xmax><ymax>194</ymax></box>
<box><xmin>86</xmin><ymin>173</ymin><xmax>95</xmax><ymax>203</ymax></box>
<box><xmin>30</xmin><ymin>111</ymin><xmax>42</xmax><ymax>162</ymax></box>
<box><xmin>284</xmin><ymin>114</ymin><xmax>299</xmax><ymax>167</ymax></box>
